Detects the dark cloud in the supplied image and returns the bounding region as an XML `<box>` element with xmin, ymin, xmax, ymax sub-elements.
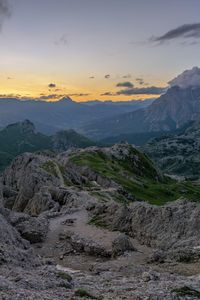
<box><xmin>105</xmin><ymin>74</ymin><xmax>110</xmax><ymax>79</ymax></box>
<box><xmin>67</xmin><ymin>93</ymin><xmax>90</xmax><ymax>97</ymax></box>
<box><xmin>54</xmin><ymin>34</ymin><xmax>68</xmax><ymax>46</ymax></box>
<box><xmin>116</xmin><ymin>81</ymin><xmax>134</xmax><ymax>88</ymax></box>
<box><xmin>123</xmin><ymin>74</ymin><xmax>131</xmax><ymax>79</ymax></box>
<box><xmin>136</xmin><ymin>78</ymin><xmax>145</xmax><ymax>85</ymax></box>
<box><xmin>39</xmin><ymin>94</ymin><xmax>59</xmax><ymax>100</ymax></box>
<box><xmin>89</xmin><ymin>76</ymin><xmax>95</xmax><ymax>79</ymax></box>
<box><xmin>100</xmin><ymin>92</ymin><xmax>116</xmax><ymax>96</ymax></box>
<box><xmin>152</xmin><ymin>23</ymin><xmax>200</xmax><ymax>44</ymax></box>
<box><xmin>0</xmin><ymin>0</ymin><xmax>11</xmax><ymax>29</ymax></box>
<box><xmin>117</xmin><ymin>86</ymin><xmax>167</xmax><ymax>96</ymax></box>
<box><xmin>48</xmin><ymin>83</ymin><xmax>56</xmax><ymax>89</ymax></box>
<box><xmin>0</xmin><ymin>93</ymin><xmax>22</xmax><ymax>98</ymax></box>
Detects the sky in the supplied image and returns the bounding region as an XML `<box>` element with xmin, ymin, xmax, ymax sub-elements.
<box><xmin>0</xmin><ymin>0</ymin><xmax>200</xmax><ymax>102</ymax></box>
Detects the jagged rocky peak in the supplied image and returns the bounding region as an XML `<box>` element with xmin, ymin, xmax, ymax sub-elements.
<box><xmin>5</xmin><ymin>119</ymin><xmax>36</xmax><ymax>134</ymax></box>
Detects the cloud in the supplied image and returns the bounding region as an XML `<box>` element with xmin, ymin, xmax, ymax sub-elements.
<box><xmin>39</xmin><ymin>94</ymin><xmax>59</xmax><ymax>100</ymax></box>
<box><xmin>136</xmin><ymin>78</ymin><xmax>145</xmax><ymax>85</ymax></box>
<box><xmin>152</xmin><ymin>23</ymin><xmax>200</xmax><ymax>44</ymax></box>
<box><xmin>0</xmin><ymin>0</ymin><xmax>11</xmax><ymax>29</ymax></box>
<box><xmin>48</xmin><ymin>83</ymin><xmax>56</xmax><ymax>89</ymax></box>
<box><xmin>0</xmin><ymin>93</ymin><xmax>22</xmax><ymax>98</ymax></box>
<box><xmin>89</xmin><ymin>76</ymin><xmax>95</xmax><ymax>79</ymax></box>
<box><xmin>116</xmin><ymin>81</ymin><xmax>134</xmax><ymax>88</ymax></box>
<box><xmin>123</xmin><ymin>74</ymin><xmax>131</xmax><ymax>79</ymax></box>
<box><xmin>67</xmin><ymin>93</ymin><xmax>90</xmax><ymax>97</ymax></box>
<box><xmin>169</xmin><ymin>66</ymin><xmax>200</xmax><ymax>88</ymax></box>
<box><xmin>100</xmin><ymin>92</ymin><xmax>116</xmax><ymax>96</ymax></box>
<box><xmin>116</xmin><ymin>86</ymin><xmax>167</xmax><ymax>96</ymax></box>
<box><xmin>54</xmin><ymin>34</ymin><xmax>68</xmax><ymax>46</ymax></box>
<box><xmin>105</xmin><ymin>74</ymin><xmax>110</xmax><ymax>79</ymax></box>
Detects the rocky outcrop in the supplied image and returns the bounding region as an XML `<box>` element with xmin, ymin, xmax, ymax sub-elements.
<box><xmin>59</xmin><ymin>231</ymin><xmax>111</xmax><ymax>257</ymax></box>
<box><xmin>0</xmin><ymin>209</ymin><xmax>40</xmax><ymax>267</ymax></box>
<box><xmin>89</xmin><ymin>199</ymin><xmax>200</xmax><ymax>250</ymax></box>
<box><xmin>112</xmin><ymin>233</ymin><xmax>136</xmax><ymax>257</ymax></box>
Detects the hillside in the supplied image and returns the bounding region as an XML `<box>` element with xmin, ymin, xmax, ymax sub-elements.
<box><xmin>144</xmin><ymin>121</ymin><xmax>200</xmax><ymax>179</ymax></box>
<box><xmin>0</xmin><ymin>120</ymin><xmax>96</xmax><ymax>171</ymax></box>
<box><xmin>82</xmin><ymin>86</ymin><xmax>200</xmax><ymax>140</ymax></box>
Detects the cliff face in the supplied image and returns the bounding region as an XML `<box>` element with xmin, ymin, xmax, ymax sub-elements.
<box><xmin>83</xmin><ymin>86</ymin><xmax>200</xmax><ymax>139</ymax></box>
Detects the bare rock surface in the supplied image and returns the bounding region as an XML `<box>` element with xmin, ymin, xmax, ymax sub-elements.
<box><xmin>90</xmin><ymin>199</ymin><xmax>200</xmax><ymax>250</ymax></box>
<box><xmin>1</xmin><ymin>146</ymin><xmax>200</xmax><ymax>299</ymax></box>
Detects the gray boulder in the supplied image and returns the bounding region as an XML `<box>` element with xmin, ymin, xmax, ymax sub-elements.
<box><xmin>112</xmin><ymin>233</ymin><xmax>136</xmax><ymax>257</ymax></box>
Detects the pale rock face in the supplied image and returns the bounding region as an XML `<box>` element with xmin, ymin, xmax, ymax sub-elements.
<box><xmin>169</xmin><ymin>66</ymin><xmax>200</xmax><ymax>88</ymax></box>
<box><xmin>90</xmin><ymin>199</ymin><xmax>200</xmax><ymax>250</ymax></box>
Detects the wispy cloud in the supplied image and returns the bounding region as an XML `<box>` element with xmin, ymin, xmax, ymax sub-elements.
<box><xmin>54</xmin><ymin>34</ymin><xmax>68</xmax><ymax>46</ymax></box>
<box><xmin>123</xmin><ymin>74</ymin><xmax>131</xmax><ymax>79</ymax></box>
<box><xmin>0</xmin><ymin>0</ymin><xmax>11</xmax><ymax>30</ymax></box>
<box><xmin>100</xmin><ymin>92</ymin><xmax>116</xmax><ymax>96</ymax></box>
<box><xmin>136</xmin><ymin>78</ymin><xmax>144</xmax><ymax>85</ymax></box>
<box><xmin>116</xmin><ymin>86</ymin><xmax>167</xmax><ymax>96</ymax></box>
<box><xmin>67</xmin><ymin>93</ymin><xmax>90</xmax><ymax>97</ymax></box>
<box><xmin>151</xmin><ymin>23</ymin><xmax>200</xmax><ymax>44</ymax></box>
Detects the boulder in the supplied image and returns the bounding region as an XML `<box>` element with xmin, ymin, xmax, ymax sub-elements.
<box><xmin>112</xmin><ymin>233</ymin><xmax>136</xmax><ymax>257</ymax></box>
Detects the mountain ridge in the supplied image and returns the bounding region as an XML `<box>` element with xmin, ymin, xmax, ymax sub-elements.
<box><xmin>82</xmin><ymin>86</ymin><xmax>200</xmax><ymax>140</ymax></box>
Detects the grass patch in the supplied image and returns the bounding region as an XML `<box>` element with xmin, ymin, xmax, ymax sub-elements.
<box><xmin>172</xmin><ymin>286</ymin><xmax>200</xmax><ymax>298</ymax></box>
<box><xmin>69</xmin><ymin>150</ymin><xmax>200</xmax><ymax>205</ymax></box>
<box><xmin>57</xmin><ymin>271</ymin><xmax>72</xmax><ymax>282</ymax></box>
<box><xmin>42</xmin><ymin>160</ymin><xmax>58</xmax><ymax>177</ymax></box>
<box><xmin>89</xmin><ymin>215</ymin><xmax>110</xmax><ymax>229</ymax></box>
<box><xmin>75</xmin><ymin>288</ymin><xmax>97</xmax><ymax>299</ymax></box>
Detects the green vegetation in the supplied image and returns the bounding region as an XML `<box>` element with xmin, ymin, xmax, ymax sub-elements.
<box><xmin>42</xmin><ymin>161</ymin><xmax>59</xmax><ymax>177</ymax></box>
<box><xmin>75</xmin><ymin>288</ymin><xmax>97</xmax><ymax>299</ymax></box>
<box><xmin>172</xmin><ymin>286</ymin><xmax>200</xmax><ymax>298</ymax></box>
<box><xmin>69</xmin><ymin>147</ymin><xmax>200</xmax><ymax>205</ymax></box>
<box><xmin>0</xmin><ymin>120</ymin><xmax>96</xmax><ymax>172</ymax></box>
<box><xmin>53</xmin><ymin>129</ymin><xmax>96</xmax><ymax>151</ymax></box>
<box><xmin>57</xmin><ymin>271</ymin><xmax>72</xmax><ymax>282</ymax></box>
<box><xmin>89</xmin><ymin>215</ymin><xmax>110</xmax><ymax>229</ymax></box>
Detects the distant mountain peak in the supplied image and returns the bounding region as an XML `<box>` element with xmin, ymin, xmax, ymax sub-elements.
<box><xmin>169</xmin><ymin>66</ymin><xmax>200</xmax><ymax>88</ymax></box>
<box><xmin>58</xmin><ymin>96</ymin><xmax>73</xmax><ymax>103</ymax></box>
<box><xmin>6</xmin><ymin>119</ymin><xmax>36</xmax><ymax>134</ymax></box>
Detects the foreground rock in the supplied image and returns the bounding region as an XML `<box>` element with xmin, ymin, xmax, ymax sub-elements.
<box><xmin>89</xmin><ymin>199</ymin><xmax>200</xmax><ymax>250</ymax></box>
<box><xmin>112</xmin><ymin>233</ymin><xmax>136</xmax><ymax>257</ymax></box>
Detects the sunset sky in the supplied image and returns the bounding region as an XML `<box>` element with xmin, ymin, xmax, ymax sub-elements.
<box><xmin>0</xmin><ymin>0</ymin><xmax>200</xmax><ymax>101</ymax></box>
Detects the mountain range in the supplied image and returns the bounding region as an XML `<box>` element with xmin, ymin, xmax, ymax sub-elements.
<box><xmin>82</xmin><ymin>86</ymin><xmax>200</xmax><ymax>140</ymax></box>
<box><xmin>0</xmin><ymin>97</ymin><xmax>153</xmax><ymax>134</ymax></box>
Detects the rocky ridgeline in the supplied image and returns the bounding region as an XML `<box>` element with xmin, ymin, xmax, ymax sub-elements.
<box><xmin>0</xmin><ymin>144</ymin><xmax>200</xmax><ymax>299</ymax></box>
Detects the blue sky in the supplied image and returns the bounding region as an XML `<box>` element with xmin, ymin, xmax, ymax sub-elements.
<box><xmin>0</xmin><ymin>0</ymin><xmax>200</xmax><ymax>101</ymax></box>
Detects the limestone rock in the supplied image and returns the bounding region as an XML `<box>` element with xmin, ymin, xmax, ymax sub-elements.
<box><xmin>112</xmin><ymin>233</ymin><xmax>136</xmax><ymax>257</ymax></box>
